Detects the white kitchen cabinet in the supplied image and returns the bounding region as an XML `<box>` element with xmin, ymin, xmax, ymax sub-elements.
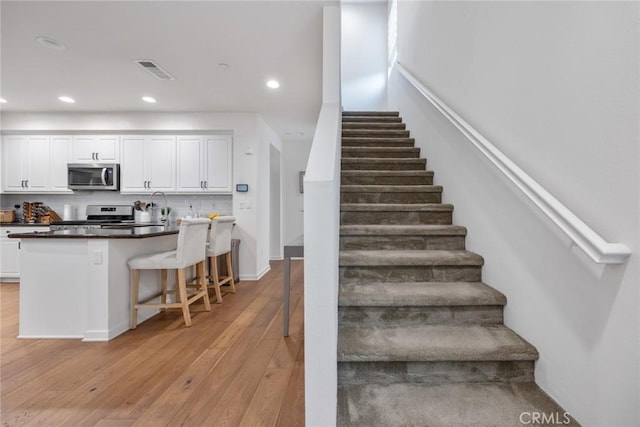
<box><xmin>0</xmin><ymin>226</ymin><xmax>49</xmax><ymax>281</ymax></box>
<box><xmin>176</xmin><ymin>135</ymin><xmax>232</xmax><ymax>193</ymax></box>
<box><xmin>120</xmin><ymin>136</ymin><xmax>176</xmax><ymax>193</ymax></box>
<box><xmin>50</xmin><ymin>136</ymin><xmax>73</xmax><ymax>193</ymax></box>
<box><xmin>1</xmin><ymin>135</ymin><xmax>69</xmax><ymax>193</ymax></box>
<box><xmin>72</xmin><ymin>135</ymin><xmax>119</xmax><ymax>163</ymax></box>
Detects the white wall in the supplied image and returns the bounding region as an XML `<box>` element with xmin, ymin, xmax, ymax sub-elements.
<box><xmin>1</xmin><ymin>111</ymin><xmax>278</xmax><ymax>281</ymax></box>
<box><xmin>282</xmin><ymin>139</ymin><xmax>311</xmax><ymax>245</ymax></box>
<box><xmin>341</xmin><ymin>1</ymin><xmax>388</xmax><ymax>111</ymax></box>
<box><xmin>389</xmin><ymin>2</ymin><xmax>639</xmax><ymax>426</ymax></box>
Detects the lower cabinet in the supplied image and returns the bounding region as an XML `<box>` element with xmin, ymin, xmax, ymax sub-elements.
<box><xmin>0</xmin><ymin>227</ymin><xmax>49</xmax><ymax>281</ymax></box>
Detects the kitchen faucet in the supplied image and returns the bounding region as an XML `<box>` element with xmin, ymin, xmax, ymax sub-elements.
<box><xmin>149</xmin><ymin>191</ymin><xmax>169</xmax><ymax>223</ymax></box>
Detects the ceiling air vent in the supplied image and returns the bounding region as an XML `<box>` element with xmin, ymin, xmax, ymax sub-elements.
<box><xmin>135</xmin><ymin>60</ymin><xmax>175</xmax><ymax>80</ymax></box>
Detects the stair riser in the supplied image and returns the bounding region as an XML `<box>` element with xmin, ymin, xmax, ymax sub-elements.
<box><xmin>342</xmin><ymin>130</ymin><xmax>410</xmax><ymax>138</ymax></box>
<box><xmin>342</xmin><ymin>150</ymin><xmax>420</xmax><ymax>159</ymax></box>
<box><xmin>340</xmin><ymin>235</ymin><xmax>465</xmax><ymax>251</ymax></box>
<box><xmin>339</xmin><ymin>306</ymin><xmax>503</xmax><ymax>327</ymax></box>
<box><xmin>342</xmin><ymin>161</ymin><xmax>426</xmax><ymax>171</ymax></box>
<box><xmin>341</xmin><ymin>192</ymin><xmax>442</xmax><ymax>204</ymax></box>
<box><xmin>342</xmin><ymin>117</ymin><xmax>402</xmax><ymax>123</ymax></box>
<box><xmin>341</xmin><ymin>175</ymin><xmax>433</xmax><ymax>185</ymax></box>
<box><xmin>342</xmin><ymin>139</ymin><xmax>415</xmax><ymax>147</ymax></box>
<box><xmin>340</xmin><ymin>211</ymin><xmax>453</xmax><ymax>225</ymax></box>
<box><xmin>340</xmin><ymin>266</ymin><xmax>482</xmax><ymax>282</ymax></box>
<box><xmin>338</xmin><ymin>361</ymin><xmax>535</xmax><ymax>385</ymax></box>
<box><xmin>343</xmin><ymin>123</ymin><xmax>406</xmax><ymax>130</ymax></box>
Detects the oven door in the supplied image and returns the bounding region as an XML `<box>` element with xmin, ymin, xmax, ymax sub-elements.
<box><xmin>67</xmin><ymin>164</ymin><xmax>120</xmax><ymax>190</ymax></box>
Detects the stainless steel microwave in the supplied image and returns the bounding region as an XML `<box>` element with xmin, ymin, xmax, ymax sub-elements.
<box><xmin>67</xmin><ymin>163</ymin><xmax>120</xmax><ymax>191</ymax></box>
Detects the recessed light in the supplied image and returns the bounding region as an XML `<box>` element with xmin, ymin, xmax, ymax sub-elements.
<box><xmin>218</xmin><ymin>63</ymin><xmax>230</xmax><ymax>70</ymax></box>
<box><xmin>266</xmin><ymin>80</ymin><xmax>280</xmax><ymax>89</ymax></box>
<box><xmin>0</xmin><ymin>98</ymin><xmax>6</xmax><ymax>103</ymax></box>
<box><xmin>142</xmin><ymin>96</ymin><xmax>156</xmax><ymax>103</ymax></box>
<box><xmin>58</xmin><ymin>96</ymin><xmax>75</xmax><ymax>103</ymax></box>
<box><xmin>36</xmin><ymin>36</ymin><xmax>67</xmax><ymax>51</ymax></box>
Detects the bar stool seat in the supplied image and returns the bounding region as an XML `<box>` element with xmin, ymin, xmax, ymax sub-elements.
<box><xmin>128</xmin><ymin>218</ymin><xmax>212</xmax><ymax>329</ymax></box>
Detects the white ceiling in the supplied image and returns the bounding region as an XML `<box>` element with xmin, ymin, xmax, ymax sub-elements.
<box><xmin>0</xmin><ymin>0</ymin><xmax>338</xmax><ymax>140</ymax></box>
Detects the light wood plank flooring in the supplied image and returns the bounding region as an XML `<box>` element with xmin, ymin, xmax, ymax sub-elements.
<box><xmin>0</xmin><ymin>260</ymin><xmax>304</xmax><ymax>427</ymax></box>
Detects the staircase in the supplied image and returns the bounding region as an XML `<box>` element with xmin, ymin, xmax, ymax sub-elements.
<box><xmin>337</xmin><ymin>111</ymin><xmax>577</xmax><ymax>426</ymax></box>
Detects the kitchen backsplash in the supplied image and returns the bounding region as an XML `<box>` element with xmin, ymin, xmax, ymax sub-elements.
<box><xmin>1</xmin><ymin>193</ymin><xmax>233</xmax><ymax>221</ymax></box>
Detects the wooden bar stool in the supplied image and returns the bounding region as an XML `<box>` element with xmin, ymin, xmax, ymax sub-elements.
<box><xmin>207</xmin><ymin>216</ymin><xmax>236</xmax><ymax>303</ymax></box>
<box><xmin>128</xmin><ymin>218</ymin><xmax>211</xmax><ymax>328</ymax></box>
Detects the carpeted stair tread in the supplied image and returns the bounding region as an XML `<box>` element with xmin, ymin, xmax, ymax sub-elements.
<box><xmin>342</xmin><ymin>122</ymin><xmax>407</xmax><ymax>130</ymax></box>
<box><xmin>340</xmin><ymin>203</ymin><xmax>453</xmax><ymax>212</ymax></box>
<box><xmin>337</xmin><ymin>382</ymin><xmax>578</xmax><ymax>427</ymax></box>
<box><xmin>341</xmin><ymin>184</ymin><xmax>442</xmax><ymax>193</ymax></box>
<box><xmin>340</xmin><ymin>250</ymin><xmax>484</xmax><ymax>267</ymax></box>
<box><xmin>340</xmin><ymin>224</ymin><xmax>466</xmax><ymax>236</ymax></box>
<box><xmin>339</xmin><ymin>281</ymin><xmax>506</xmax><ymax>307</ymax></box>
<box><xmin>342</xmin><ymin>147</ymin><xmax>421</xmax><ymax>158</ymax></box>
<box><xmin>342</xmin><ymin>116</ymin><xmax>403</xmax><ymax>123</ymax></box>
<box><xmin>341</xmin><ymin>170</ymin><xmax>433</xmax><ymax>177</ymax></box>
<box><xmin>343</xmin><ymin>111</ymin><xmax>400</xmax><ymax>116</ymax></box>
<box><xmin>338</xmin><ymin>324</ymin><xmax>538</xmax><ymax>362</ymax></box>
<box><xmin>342</xmin><ymin>137</ymin><xmax>416</xmax><ymax>147</ymax></box>
<box><xmin>342</xmin><ymin>157</ymin><xmax>425</xmax><ymax>164</ymax></box>
<box><xmin>342</xmin><ymin>129</ymin><xmax>411</xmax><ymax>137</ymax></box>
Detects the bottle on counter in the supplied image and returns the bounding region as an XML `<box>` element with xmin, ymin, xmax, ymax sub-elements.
<box><xmin>14</xmin><ymin>205</ymin><xmax>22</xmax><ymax>223</ymax></box>
<box><xmin>186</xmin><ymin>204</ymin><xmax>196</xmax><ymax>219</ymax></box>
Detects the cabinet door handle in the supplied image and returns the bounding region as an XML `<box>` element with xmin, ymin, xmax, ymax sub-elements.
<box><xmin>200</xmin><ymin>180</ymin><xmax>203</xmax><ymax>189</ymax></box>
<box><xmin>95</xmin><ymin>152</ymin><xmax>99</xmax><ymax>161</ymax></box>
<box><xmin>21</xmin><ymin>180</ymin><xmax>24</xmax><ymax>188</ymax></box>
<box><xmin>25</xmin><ymin>180</ymin><xmax>28</xmax><ymax>188</ymax></box>
<box><xmin>91</xmin><ymin>153</ymin><xmax>95</xmax><ymax>160</ymax></box>
<box><xmin>204</xmin><ymin>180</ymin><xmax>208</xmax><ymax>189</ymax></box>
<box><xmin>148</xmin><ymin>181</ymin><xmax>151</xmax><ymax>189</ymax></box>
<box><xmin>18</xmin><ymin>242</ymin><xmax>21</xmax><ymax>250</ymax></box>
<box><xmin>144</xmin><ymin>180</ymin><xmax>148</xmax><ymax>189</ymax></box>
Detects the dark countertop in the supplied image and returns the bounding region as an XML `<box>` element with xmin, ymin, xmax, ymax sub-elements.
<box><xmin>9</xmin><ymin>225</ymin><xmax>179</xmax><ymax>239</ymax></box>
<box><xmin>1</xmin><ymin>223</ymin><xmax>51</xmax><ymax>227</ymax></box>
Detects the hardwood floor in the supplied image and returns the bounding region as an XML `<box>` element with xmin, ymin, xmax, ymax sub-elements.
<box><xmin>0</xmin><ymin>260</ymin><xmax>305</xmax><ymax>427</ymax></box>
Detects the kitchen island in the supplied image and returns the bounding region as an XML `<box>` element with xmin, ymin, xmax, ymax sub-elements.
<box><xmin>10</xmin><ymin>226</ymin><xmax>180</xmax><ymax>341</ymax></box>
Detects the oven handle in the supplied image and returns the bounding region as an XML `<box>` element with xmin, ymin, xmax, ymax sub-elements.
<box><xmin>101</xmin><ymin>167</ymin><xmax>108</xmax><ymax>186</ymax></box>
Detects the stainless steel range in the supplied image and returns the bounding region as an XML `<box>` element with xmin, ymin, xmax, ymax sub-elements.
<box><xmin>50</xmin><ymin>205</ymin><xmax>135</xmax><ymax>231</ymax></box>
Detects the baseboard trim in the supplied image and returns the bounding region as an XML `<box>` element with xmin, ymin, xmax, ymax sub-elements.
<box><xmin>240</xmin><ymin>265</ymin><xmax>271</xmax><ymax>281</ymax></box>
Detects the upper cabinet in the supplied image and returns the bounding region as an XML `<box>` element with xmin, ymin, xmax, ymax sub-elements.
<box><xmin>1</xmin><ymin>135</ymin><xmax>72</xmax><ymax>194</ymax></box>
<box><xmin>2</xmin><ymin>133</ymin><xmax>231</xmax><ymax>194</ymax></box>
<box><xmin>72</xmin><ymin>135</ymin><xmax>119</xmax><ymax>163</ymax></box>
<box><xmin>120</xmin><ymin>136</ymin><xmax>176</xmax><ymax>193</ymax></box>
<box><xmin>176</xmin><ymin>135</ymin><xmax>232</xmax><ymax>193</ymax></box>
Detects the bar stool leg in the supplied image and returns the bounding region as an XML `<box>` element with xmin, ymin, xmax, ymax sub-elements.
<box><xmin>129</xmin><ymin>269</ymin><xmax>139</xmax><ymax>329</ymax></box>
<box><xmin>226</xmin><ymin>252</ymin><xmax>236</xmax><ymax>293</ymax></box>
<box><xmin>177</xmin><ymin>268</ymin><xmax>192</xmax><ymax>327</ymax></box>
<box><xmin>160</xmin><ymin>269</ymin><xmax>168</xmax><ymax>310</ymax></box>
<box><xmin>209</xmin><ymin>256</ymin><xmax>223</xmax><ymax>304</ymax></box>
<box><xmin>198</xmin><ymin>261</ymin><xmax>211</xmax><ymax>311</ymax></box>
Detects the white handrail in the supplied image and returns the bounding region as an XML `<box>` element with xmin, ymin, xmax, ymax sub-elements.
<box><xmin>396</xmin><ymin>62</ymin><xmax>631</xmax><ymax>264</ymax></box>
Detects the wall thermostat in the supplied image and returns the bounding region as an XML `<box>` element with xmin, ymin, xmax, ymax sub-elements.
<box><xmin>236</xmin><ymin>184</ymin><xmax>249</xmax><ymax>192</ymax></box>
